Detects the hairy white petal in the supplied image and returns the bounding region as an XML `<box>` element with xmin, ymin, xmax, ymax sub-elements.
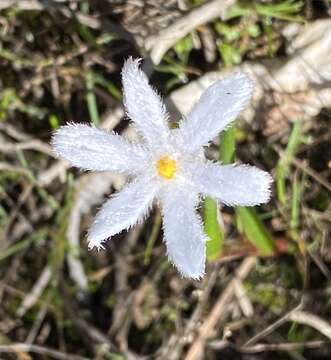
<box><xmin>188</xmin><ymin>161</ymin><xmax>273</xmax><ymax>206</ymax></box>
<box><xmin>122</xmin><ymin>57</ymin><xmax>170</xmax><ymax>149</ymax></box>
<box><xmin>174</xmin><ymin>72</ymin><xmax>254</xmax><ymax>153</ymax></box>
<box><xmin>88</xmin><ymin>176</ymin><xmax>158</xmax><ymax>249</ymax></box>
<box><xmin>52</xmin><ymin>123</ymin><xmax>149</xmax><ymax>174</ymax></box>
<box><xmin>159</xmin><ymin>183</ymin><xmax>207</xmax><ymax>280</ymax></box>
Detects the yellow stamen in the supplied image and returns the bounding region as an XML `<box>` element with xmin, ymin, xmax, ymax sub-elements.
<box><xmin>156</xmin><ymin>156</ymin><xmax>176</xmax><ymax>180</ymax></box>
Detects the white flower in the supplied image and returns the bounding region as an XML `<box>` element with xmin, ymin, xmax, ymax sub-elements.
<box><xmin>52</xmin><ymin>58</ymin><xmax>272</xmax><ymax>280</ymax></box>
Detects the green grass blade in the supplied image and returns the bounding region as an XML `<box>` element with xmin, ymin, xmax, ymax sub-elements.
<box><xmin>286</xmin><ymin>121</ymin><xmax>303</xmax><ymax>155</ymax></box>
<box><xmin>219</xmin><ymin>125</ymin><xmax>235</xmax><ymax>164</ymax></box>
<box><xmin>204</xmin><ymin>196</ymin><xmax>224</xmax><ymax>260</ymax></box>
<box><xmin>85</xmin><ymin>71</ymin><xmax>100</xmax><ymax>125</ymax></box>
<box><xmin>92</xmin><ymin>72</ymin><xmax>122</xmax><ymax>100</ymax></box>
<box><xmin>144</xmin><ymin>211</ymin><xmax>162</xmax><ymax>265</ymax></box>
<box><xmin>0</xmin><ymin>230</ymin><xmax>46</xmax><ymax>262</ymax></box>
<box><xmin>174</xmin><ymin>34</ymin><xmax>194</xmax><ymax>64</ymax></box>
<box><xmin>48</xmin><ymin>114</ymin><xmax>60</xmax><ymax>130</ymax></box>
<box><xmin>226</xmin><ymin>1</ymin><xmax>304</xmax><ymax>22</ymax></box>
<box><xmin>255</xmin><ymin>0</ymin><xmax>304</xmax><ymax>22</ymax></box>
<box><xmin>290</xmin><ymin>172</ymin><xmax>304</xmax><ymax>230</ymax></box>
<box><xmin>276</xmin><ymin>121</ymin><xmax>302</xmax><ymax>205</ymax></box>
<box><xmin>236</xmin><ymin>207</ymin><xmax>274</xmax><ymax>255</ymax></box>
<box><xmin>276</xmin><ymin>161</ymin><xmax>287</xmax><ymax>205</ymax></box>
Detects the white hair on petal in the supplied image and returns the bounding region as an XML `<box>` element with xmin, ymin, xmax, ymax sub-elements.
<box><xmin>174</xmin><ymin>72</ymin><xmax>254</xmax><ymax>153</ymax></box>
<box><xmin>122</xmin><ymin>57</ymin><xmax>170</xmax><ymax>149</ymax></box>
<box><xmin>52</xmin><ymin>123</ymin><xmax>149</xmax><ymax>174</ymax></box>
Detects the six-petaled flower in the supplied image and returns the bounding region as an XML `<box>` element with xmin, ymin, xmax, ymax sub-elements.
<box><xmin>52</xmin><ymin>58</ymin><xmax>272</xmax><ymax>279</ymax></box>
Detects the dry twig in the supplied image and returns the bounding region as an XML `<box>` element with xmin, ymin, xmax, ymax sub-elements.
<box><xmin>288</xmin><ymin>311</ymin><xmax>331</xmax><ymax>340</ymax></box>
<box><xmin>0</xmin><ymin>343</ymin><xmax>89</xmax><ymax>360</ymax></box>
<box><xmin>0</xmin><ymin>140</ymin><xmax>54</xmax><ymax>157</ymax></box>
<box><xmin>208</xmin><ymin>339</ymin><xmax>328</xmax><ymax>353</ymax></box>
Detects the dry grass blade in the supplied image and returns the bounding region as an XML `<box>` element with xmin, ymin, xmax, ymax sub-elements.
<box><xmin>185</xmin><ymin>256</ymin><xmax>256</xmax><ymax>360</ymax></box>
<box><xmin>16</xmin><ymin>266</ymin><xmax>51</xmax><ymax>317</ymax></box>
<box><xmin>67</xmin><ymin>172</ymin><xmax>124</xmax><ymax>290</ymax></box>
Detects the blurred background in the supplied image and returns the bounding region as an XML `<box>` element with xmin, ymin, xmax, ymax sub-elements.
<box><xmin>0</xmin><ymin>0</ymin><xmax>331</xmax><ymax>359</ymax></box>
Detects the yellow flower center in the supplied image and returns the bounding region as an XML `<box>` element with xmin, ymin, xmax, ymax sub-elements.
<box><xmin>156</xmin><ymin>156</ymin><xmax>177</xmax><ymax>180</ymax></box>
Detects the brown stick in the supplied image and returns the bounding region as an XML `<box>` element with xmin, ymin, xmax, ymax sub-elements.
<box><xmin>0</xmin><ymin>343</ymin><xmax>88</xmax><ymax>360</ymax></box>
<box><xmin>241</xmin><ymin>340</ymin><xmax>327</xmax><ymax>353</ymax></box>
